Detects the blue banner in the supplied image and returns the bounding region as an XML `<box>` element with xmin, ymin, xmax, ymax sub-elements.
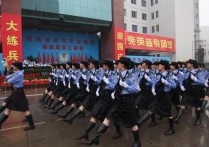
<box><xmin>22</xmin><ymin>29</ymin><xmax>99</xmax><ymax>63</ymax></box>
<box><xmin>126</xmin><ymin>55</ymin><xmax>171</xmax><ymax>63</ymax></box>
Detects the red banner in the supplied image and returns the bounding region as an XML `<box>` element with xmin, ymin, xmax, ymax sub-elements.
<box><xmin>114</xmin><ymin>27</ymin><xmax>125</xmax><ymax>60</ymax></box>
<box><xmin>1</xmin><ymin>13</ymin><xmax>23</xmax><ymax>65</ymax></box>
<box><xmin>125</xmin><ymin>32</ymin><xmax>175</xmax><ymax>52</ymax></box>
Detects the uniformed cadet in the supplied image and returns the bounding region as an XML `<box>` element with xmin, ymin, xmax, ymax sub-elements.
<box><xmin>63</xmin><ymin>59</ymin><xmax>104</xmax><ymax>124</ymax></box>
<box><xmin>174</xmin><ymin>59</ymin><xmax>205</xmax><ymax>126</ymax></box>
<box><xmin>0</xmin><ymin>61</ymin><xmax>35</xmax><ymax>131</ymax></box>
<box><xmin>84</xmin><ymin>57</ymin><xmax>141</xmax><ymax>147</ymax></box>
<box><xmin>57</xmin><ymin>61</ymin><xmax>91</xmax><ymax>118</ymax></box>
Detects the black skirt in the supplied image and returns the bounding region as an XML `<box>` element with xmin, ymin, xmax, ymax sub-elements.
<box><xmin>6</xmin><ymin>88</ymin><xmax>29</xmax><ymax>112</ymax></box>
<box><xmin>206</xmin><ymin>88</ymin><xmax>209</xmax><ymax>97</ymax></box>
<box><xmin>82</xmin><ymin>86</ymin><xmax>99</xmax><ymax>111</ymax></box>
<box><xmin>53</xmin><ymin>81</ymin><xmax>65</xmax><ymax>98</ymax></box>
<box><xmin>170</xmin><ymin>86</ymin><xmax>180</xmax><ymax>106</ymax></box>
<box><xmin>60</xmin><ymin>87</ymin><xmax>70</xmax><ymax>97</ymax></box>
<box><xmin>70</xmin><ymin>84</ymin><xmax>88</xmax><ymax>105</ymax></box>
<box><xmin>135</xmin><ymin>87</ymin><xmax>155</xmax><ymax>110</ymax></box>
<box><xmin>181</xmin><ymin>85</ymin><xmax>203</xmax><ymax>108</ymax></box>
<box><xmin>108</xmin><ymin>94</ymin><xmax>138</xmax><ymax>128</ymax></box>
<box><xmin>64</xmin><ymin>84</ymin><xmax>79</xmax><ymax>104</ymax></box>
<box><xmin>91</xmin><ymin>90</ymin><xmax>114</xmax><ymax>121</ymax></box>
<box><xmin>149</xmin><ymin>92</ymin><xmax>172</xmax><ymax>117</ymax></box>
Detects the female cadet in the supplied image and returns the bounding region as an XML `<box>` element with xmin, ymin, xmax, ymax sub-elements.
<box><xmin>0</xmin><ymin>61</ymin><xmax>35</xmax><ymax>131</ymax></box>
<box><xmin>84</xmin><ymin>57</ymin><xmax>141</xmax><ymax>147</ymax></box>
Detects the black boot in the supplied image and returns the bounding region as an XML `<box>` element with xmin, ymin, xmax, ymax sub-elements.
<box><xmin>194</xmin><ymin>110</ymin><xmax>201</xmax><ymax>126</ymax></box>
<box><xmin>76</xmin><ymin>121</ymin><xmax>96</xmax><ymax>140</ymax></box>
<box><xmin>148</xmin><ymin>114</ymin><xmax>157</xmax><ymax>127</ymax></box>
<box><xmin>84</xmin><ymin>123</ymin><xmax>108</xmax><ymax>145</ymax></box>
<box><xmin>42</xmin><ymin>95</ymin><xmax>51</xmax><ymax>105</ymax></box>
<box><xmin>38</xmin><ymin>93</ymin><xmax>47</xmax><ymax>103</ymax></box>
<box><xmin>24</xmin><ymin>114</ymin><xmax>35</xmax><ymax>131</ymax></box>
<box><xmin>131</xmin><ymin>130</ymin><xmax>141</xmax><ymax>147</ymax></box>
<box><xmin>164</xmin><ymin>118</ymin><xmax>175</xmax><ymax>135</ymax></box>
<box><xmin>173</xmin><ymin>108</ymin><xmax>184</xmax><ymax>124</ymax></box>
<box><xmin>49</xmin><ymin>104</ymin><xmax>65</xmax><ymax>114</ymax></box>
<box><xmin>77</xmin><ymin>111</ymin><xmax>86</xmax><ymax>118</ymax></box>
<box><xmin>200</xmin><ymin>100</ymin><xmax>208</xmax><ymax>112</ymax></box>
<box><xmin>0</xmin><ymin>114</ymin><xmax>9</xmax><ymax>130</ymax></box>
<box><xmin>112</xmin><ymin>123</ymin><xmax>122</xmax><ymax>140</ymax></box>
<box><xmin>63</xmin><ymin>109</ymin><xmax>83</xmax><ymax>124</ymax></box>
<box><xmin>49</xmin><ymin>100</ymin><xmax>62</xmax><ymax>110</ymax></box>
<box><xmin>45</xmin><ymin>99</ymin><xmax>54</xmax><ymax>109</ymax></box>
<box><xmin>137</xmin><ymin>111</ymin><xmax>152</xmax><ymax>127</ymax></box>
<box><xmin>174</xmin><ymin>106</ymin><xmax>180</xmax><ymax>119</ymax></box>
<box><xmin>22</xmin><ymin>117</ymin><xmax>27</xmax><ymax>122</ymax></box>
<box><xmin>0</xmin><ymin>105</ymin><xmax>6</xmax><ymax>114</ymax></box>
<box><xmin>57</xmin><ymin>106</ymin><xmax>74</xmax><ymax>118</ymax></box>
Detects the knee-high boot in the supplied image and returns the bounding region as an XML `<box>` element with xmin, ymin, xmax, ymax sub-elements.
<box><xmin>200</xmin><ymin>100</ymin><xmax>208</xmax><ymax>111</ymax></box>
<box><xmin>63</xmin><ymin>109</ymin><xmax>83</xmax><ymax>124</ymax></box>
<box><xmin>42</xmin><ymin>95</ymin><xmax>51</xmax><ymax>105</ymax></box>
<box><xmin>137</xmin><ymin>111</ymin><xmax>152</xmax><ymax>127</ymax></box>
<box><xmin>0</xmin><ymin>114</ymin><xmax>9</xmax><ymax>130</ymax></box>
<box><xmin>0</xmin><ymin>105</ymin><xmax>6</xmax><ymax>114</ymax></box>
<box><xmin>49</xmin><ymin>100</ymin><xmax>62</xmax><ymax>110</ymax></box>
<box><xmin>173</xmin><ymin>108</ymin><xmax>184</xmax><ymax>124</ymax></box>
<box><xmin>45</xmin><ymin>99</ymin><xmax>54</xmax><ymax>109</ymax></box>
<box><xmin>58</xmin><ymin>106</ymin><xmax>74</xmax><ymax>118</ymax></box>
<box><xmin>164</xmin><ymin>118</ymin><xmax>175</xmax><ymax>135</ymax></box>
<box><xmin>84</xmin><ymin>123</ymin><xmax>108</xmax><ymax>145</ymax></box>
<box><xmin>131</xmin><ymin>130</ymin><xmax>141</xmax><ymax>147</ymax></box>
<box><xmin>76</xmin><ymin>121</ymin><xmax>96</xmax><ymax>140</ymax></box>
<box><xmin>49</xmin><ymin>104</ymin><xmax>65</xmax><ymax>114</ymax></box>
<box><xmin>112</xmin><ymin>123</ymin><xmax>122</xmax><ymax>140</ymax></box>
<box><xmin>24</xmin><ymin>114</ymin><xmax>35</xmax><ymax>131</ymax></box>
<box><xmin>194</xmin><ymin>110</ymin><xmax>201</xmax><ymax>126</ymax></box>
<box><xmin>38</xmin><ymin>93</ymin><xmax>47</xmax><ymax>103</ymax></box>
<box><xmin>148</xmin><ymin>114</ymin><xmax>157</xmax><ymax>127</ymax></box>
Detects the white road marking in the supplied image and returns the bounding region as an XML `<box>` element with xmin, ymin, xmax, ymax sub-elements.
<box><xmin>0</xmin><ymin>93</ymin><xmax>43</xmax><ymax>100</ymax></box>
<box><xmin>0</xmin><ymin>122</ymin><xmax>45</xmax><ymax>132</ymax></box>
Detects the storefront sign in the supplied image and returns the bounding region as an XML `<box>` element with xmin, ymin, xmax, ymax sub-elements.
<box><xmin>126</xmin><ymin>55</ymin><xmax>171</xmax><ymax>63</ymax></box>
<box><xmin>114</xmin><ymin>27</ymin><xmax>125</xmax><ymax>59</ymax></box>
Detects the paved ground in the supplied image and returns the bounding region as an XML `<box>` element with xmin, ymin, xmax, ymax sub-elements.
<box><xmin>0</xmin><ymin>89</ymin><xmax>209</xmax><ymax>147</ymax></box>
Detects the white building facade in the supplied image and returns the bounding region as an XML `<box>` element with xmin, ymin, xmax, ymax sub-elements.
<box><xmin>124</xmin><ymin>0</ymin><xmax>199</xmax><ymax>61</ymax></box>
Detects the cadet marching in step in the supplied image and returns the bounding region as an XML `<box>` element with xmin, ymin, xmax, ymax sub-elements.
<box><xmin>0</xmin><ymin>57</ymin><xmax>209</xmax><ymax>147</ymax></box>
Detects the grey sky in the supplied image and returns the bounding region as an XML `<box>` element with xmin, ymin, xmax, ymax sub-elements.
<box><xmin>199</xmin><ymin>0</ymin><xmax>209</xmax><ymax>26</ymax></box>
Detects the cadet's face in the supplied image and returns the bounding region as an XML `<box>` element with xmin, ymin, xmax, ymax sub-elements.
<box><xmin>103</xmin><ymin>64</ymin><xmax>108</xmax><ymax>70</ymax></box>
<box><xmin>187</xmin><ymin>63</ymin><xmax>192</xmax><ymax>68</ymax></box>
<box><xmin>114</xmin><ymin>64</ymin><xmax>118</xmax><ymax>69</ymax></box>
<box><xmin>142</xmin><ymin>63</ymin><xmax>147</xmax><ymax>69</ymax></box>
<box><xmin>80</xmin><ymin>63</ymin><xmax>84</xmax><ymax>69</ymax></box>
<box><xmin>89</xmin><ymin>63</ymin><xmax>94</xmax><ymax>69</ymax></box>
<box><xmin>138</xmin><ymin>65</ymin><xmax>142</xmax><ymax>68</ymax></box>
<box><xmin>72</xmin><ymin>65</ymin><xmax>76</xmax><ymax>70</ymax></box>
<box><xmin>66</xmin><ymin>64</ymin><xmax>70</xmax><ymax>69</ymax></box>
<box><xmin>170</xmin><ymin>65</ymin><xmax>175</xmax><ymax>71</ymax></box>
<box><xmin>158</xmin><ymin>64</ymin><xmax>163</xmax><ymax>71</ymax></box>
<box><xmin>117</xmin><ymin>62</ymin><xmax>124</xmax><ymax>70</ymax></box>
<box><xmin>13</xmin><ymin>66</ymin><xmax>18</xmax><ymax>71</ymax></box>
<box><xmin>182</xmin><ymin>64</ymin><xmax>185</xmax><ymax>68</ymax></box>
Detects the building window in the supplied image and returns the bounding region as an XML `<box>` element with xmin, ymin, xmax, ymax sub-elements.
<box><xmin>196</xmin><ymin>3</ymin><xmax>198</xmax><ymax>9</ymax></box>
<box><xmin>132</xmin><ymin>11</ymin><xmax>137</xmax><ymax>18</ymax></box>
<box><xmin>196</xmin><ymin>13</ymin><xmax>199</xmax><ymax>19</ymax></box>
<box><xmin>142</xmin><ymin>27</ymin><xmax>148</xmax><ymax>33</ymax></box>
<box><xmin>142</xmin><ymin>13</ymin><xmax>147</xmax><ymax>20</ymax></box>
<box><xmin>124</xmin><ymin>23</ymin><xmax>127</xmax><ymax>30</ymax></box>
<box><xmin>142</xmin><ymin>0</ymin><xmax>146</xmax><ymax>7</ymax></box>
<box><xmin>132</xmin><ymin>25</ymin><xmax>138</xmax><ymax>32</ymax></box>
<box><xmin>151</xmin><ymin>12</ymin><xmax>154</xmax><ymax>19</ymax></box>
<box><xmin>151</xmin><ymin>0</ymin><xmax>154</xmax><ymax>6</ymax></box>
<box><xmin>124</xmin><ymin>9</ymin><xmax>126</xmax><ymax>16</ymax></box>
<box><xmin>152</xmin><ymin>26</ymin><xmax>155</xmax><ymax>33</ymax></box>
<box><xmin>131</xmin><ymin>0</ymin><xmax>136</xmax><ymax>4</ymax></box>
<box><xmin>156</xmin><ymin>25</ymin><xmax>159</xmax><ymax>32</ymax></box>
<box><xmin>155</xmin><ymin>0</ymin><xmax>158</xmax><ymax>4</ymax></box>
<box><xmin>196</xmin><ymin>24</ymin><xmax>199</xmax><ymax>29</ymax></box>
<box><xmin>156</xmin><ymin>11</ymin><xmax>159</xmax><ymax>18</ymax></box>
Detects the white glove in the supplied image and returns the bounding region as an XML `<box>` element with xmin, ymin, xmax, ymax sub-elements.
<box><xmin>91</xmin><ymin>75</ymin><xmax>96</xmax><ymax>81</ymax></box>
<box><xmin>103</xmin><ymin>77</ymin><xmax>109</xmax><ymax>84</ymax></box>
<box><xmin>191</xmin><ymin>74</ymin><xmax>197</xmax><ymax>82</ymax></box>
<box><xmin>205</xmin><ymin>82</ymin><xmax>209</xmax><ymax>88</ymax></box>
<box><xmin>59</xmin><ymin>75</ymin><xmax>63</xmax><ymax>78</ymax></box>
<box><xmin>161</xmin><ymin>78</ymin><xmax>168</xmax><ymax>85</ymax></box>
<box><xmin>52</xmin><ymin>73</ymin><xmax>55</xmax><ymax>76</ymax></box>
<box><xmin>144</xmin><ymin>74</ymin><xmax>151</xmax><ymax>81</ymax></box>
<box><xmin>50</xmin><ymin>73</ymin><xmax>52</xmax><ymax>75</ymax></box>
<box><xmin>152</xmin><ymin>88</ymin><xmax>157</xmax><ymax>96</ymax></box>
<box><xmin>82</xmin><ymin>74</ymin><xmax>87</xmax><ymax>80</ymax></box>
<box><xmin>76</xmin><ymin>83</ymin><xmax>80</xmax><ymax>89</ymax></box>
<box><xmin>172</xmin><ymin>75</ymin><xmax>178</xmax><ymax>80</ymax></box>
<box><xmin>119</xmin><ymin>80</ymin><xmax>128</xmax><ymax>88</ymax></box>
<box><xmin>68</xmin><ymin>83</ymin><xmax>71</xmax><ymax>88</ymax></box>
<box><xmin>63</xmin><ymin>81</ymin><xmax>66</xmax><ymax>86</ymax></box>
<box><xmin>86</xmin><ymin>86</ymin><xmax>90</xmax><ymax>92</ymax></box>
<box><xmin>206</xmin><ymin>79</ymin><xmax>209</xmax><ymax>83</ymax></box>
<box><xmin>111</xmin><ymin>92</ymin><xmax>115</xmax><ymax>99</ymax></box>
<box><xmin>56</xmin><ymin>81</ymin><xmax>58</xmax><ymax>86</ymax></box>
<box><xmin>49</xmin><ymin>78</ymin><xmax>51</xmax><ymax>82</ymax></box>
<box><xmin>137</xmin><ymin>85</ymin><xmax>141</xmax><ymax>92</ymax></box>
<box><xmin>180</xmin><ymin>85</ymin><xmax>186</xmax><ymax>91</ymax></box>
<box><xmin>66</xmin><ymin>74</ymin><xmax>69</xmax><ymax>78</ymax></box>
<box><xmin>96</xmin><ymin>87</ymin><xmax>100</xmax><ymax>97</ymax></box>
<box><xmin>72</xmin><ymin>75</ymin><xmax>76</xmax><ymax>80</ymax></box>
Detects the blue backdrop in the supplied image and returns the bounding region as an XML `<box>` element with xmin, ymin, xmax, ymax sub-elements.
<box><xmin>126</xmin><ymin>55</ymin><xmax>171</xmax><ymax>63</ymax></box>
<box><xmin>23</xmin><ymin>29</ymin><xmax>99</xmax><ymax>63</ymax></box>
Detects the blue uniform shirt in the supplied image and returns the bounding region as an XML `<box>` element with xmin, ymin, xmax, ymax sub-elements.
<box><xmin>104</xmin><ymin>70</ymin><xmax>119</xmax><ymax>90</ymax></box>
<box><xmin>6</xmin><ymin>70</ymin><xmax>24</xmax><ymax>88</ymax></box>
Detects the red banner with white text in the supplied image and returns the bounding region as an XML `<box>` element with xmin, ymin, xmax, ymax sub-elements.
<box><xmin>1</xmin><ymin>13</ymin><xmax>23</xmax><ymax>65</ymax></box>
<box><xmin>114</xmin><ymin>27</ymin><xmax>126</xmax><ymax>60</ymax></box>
